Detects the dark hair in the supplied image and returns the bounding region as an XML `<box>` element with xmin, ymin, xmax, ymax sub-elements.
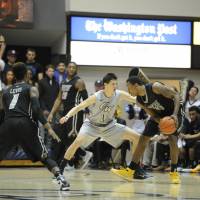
<box><xmin>12</xmin><ymin>62</ymin><xmax>27</xmax><ymax>81</ymax></box>
<box><xmin>67</xmin><ymin>61</ymin><xmax>77</xmax><ymax>67</ymax></box>
<box><xmin>128</xmin><ymin>67</ymin><xmax>140</xmax><ymax>77</ymax></box>
<box><xmin>57</xmin><ymin>61</ymin><xmax>66</xmax><ymax>66</ymax></box>
<box><xmin>189</xmin><ymin>106</ymin><xmax>200</xmax><ymax>114</ymax></box>
<box><xmin>4</xmin><ymin>69</ymin><xmax>14</xmax><ymax>85</ymax></box>
<box><xmin>103</xmin><ymin>73</ymin><xmax>117</xmax><ymax>84</ymax></box>
<box><xmin>26</xmin><ymin>48</ymin><xmax>36</xmax><ymax>53</ymax></box>
<box><xmin>45</xmin><ymin>64</ymin><xmax>55</xmax><ymax>71</ymax></box>
<box><xmin>190</xmin><ymin>86</ymin><xmax>199</xmax><ymax>94</ymax></box>
<box><xmin>127</xmin><ymin>76</ymin><xmax>144</xmax><ymax>85</ymax></box>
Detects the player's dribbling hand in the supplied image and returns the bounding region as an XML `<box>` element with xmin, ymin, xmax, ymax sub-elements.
<box><xmin>47</xmin><ymin>113</ymin><xmax>53</xmax><ymax>123</ymax></box>
<box><xmin>59</xmin><ymin>116</ymin><xmax>68</xmax><ymax>124</ymax></box>
<box><xmin>48</xmin><ymin>129</ymin><xmax>61</xmax><ymax>143</ymax></box>
<box><xmin>170</xmin><ymin>115</ymin><xmax>178</xmax><ymax>128</ymax></box>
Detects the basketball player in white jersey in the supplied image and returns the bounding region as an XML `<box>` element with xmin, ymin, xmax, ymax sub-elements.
<box><xmin>58</xmin><ymin>73</ymin><xmax>140</xmax><ymax>175</ymax></box>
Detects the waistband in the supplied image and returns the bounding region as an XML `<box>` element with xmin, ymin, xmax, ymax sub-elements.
<box><xmin>90</xmin><ymin>120</ymin><xmax>113</xmax><ymax>127</ymax></box>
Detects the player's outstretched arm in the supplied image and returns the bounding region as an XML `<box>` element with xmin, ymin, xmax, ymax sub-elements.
<box><xmin>59</xmin><ymin>95</ymin><xmax>96</xmax><ymax>124</ymax></box>
<box><xmin>30</xmin><ymin>86</ymin><xmax>61</xmax><ymax>142</ymax></box>
<box><xmin>119</xmin><ymin>90</ymin><xmax>136</xmax><ymax>104</ymax></box>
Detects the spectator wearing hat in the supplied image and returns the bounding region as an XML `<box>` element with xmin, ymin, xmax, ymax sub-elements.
<box><xmin>94</xmin><ymin>80</ymin><xmax>104</xmax><ymax>92</ymax></box>
<box><xmin>5</xmin><ymin>49</ymin><xmax>17</xmax><ymax>69</ymax></box>
<box><xmin>2</xmin><ymin>49</ymin><xmax>17</xmax><ymax>83</ymax></box>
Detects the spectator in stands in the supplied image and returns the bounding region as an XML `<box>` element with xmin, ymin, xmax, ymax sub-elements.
<box><xmin>179</xmin><ymin>106</ymin><xmax>200</xmax><ymax>168</ymax></box>
<box><xmin>152</xmin><ymin>135</ymin><xmax>170</xmax><ymax>171</ymax></box>
<box><xmin>39</xmin><ymin>64</ymin><xmax>59</xmax><ymax>151</ymax></box>
<box><xmin>54</xmin><ymin>62</ymin><xmax>67</xmax><ymax>85</ymax></box>
<box><xmin>3</xmin><ymin>69</ymin><xmax>14</xmax><ymax>89</ymax></box>
<box><xmin>126</xmin><ymin>103</ymin><xmax>148</xmax><ymax>134</ymax></box>
<box><xmin>94</xmin><ymin>80</ymin><xmax>104</xmax><ymax>91</ymax></box>
<box><xmin>26</xmin><ymin>68</ymin><xmax>38</xmax><ymax>87</ymax></box>
<box><xmin>4</xmin><ymin>49</ymin><xmax>17</xmax><ymax>70</ymax></box>
<box><xmin>25</xmin><ymin>48</ymin><xmax>43</xmax><ymax>82</ymax></box>
<box><xmin>142</xmin><ymin>135</ymin><xmax>158</xmax><ymax>170</ymax></box>
<box><xmin>0</xmin><ymin>35</ymin><xmax>6</xmax><ymax>59</ymax></box>
<box><xmin>185</xmin><ymin>86</ymin><xmax>200</xmax><ymax>119</ymax></box>
<box><xmin>39</xmin><ymin>65</ymin><xmax>59</xmax><ymax>118</ymax></box>
<box><xmin>0</xmin><ymin>35</ymin><xmax>6</xmax><ymax>125</ymax></box>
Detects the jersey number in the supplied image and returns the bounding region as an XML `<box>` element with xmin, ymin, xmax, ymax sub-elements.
<box><xmin>101</xmin><ymin>114</ymin><xmax>105</xmax><ymax>122</ymax></box>
<box><xmin>9</xmin><ymin>94</ymin><xmax>19</xmax><ymax>110</ymax></box>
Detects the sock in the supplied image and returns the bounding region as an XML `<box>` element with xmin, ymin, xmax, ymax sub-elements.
<box><xmin>51</xmin><ymin>166</ymin><xmax>61</xmax><ymax>178</ymax></box>
<box><xmin>77</xmin><ymin>148</ymin><xmax>86</xmax><ymax>157</ymax></box>
<box><xmin>59</xmin><ymin>158</ymin><xmax>69</xmax><ymax>174</ymax></box>
<box><xmin>171</xmin><ymin>164</ymin><xmax>178</xmax><ymax>172</ymax></box>
<box><xmin>129</xmin><ymin>161</ymin><xmax>139</xmax><ymax>170</ymax></box>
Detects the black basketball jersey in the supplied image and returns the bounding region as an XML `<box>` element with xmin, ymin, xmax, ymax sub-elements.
<box><xmin>3</xmin><ymin>82</ymin><xmax>31</xmax><ymax>119</ymax></box>
<box><xmin>61</xmin><ymin>75</ymin><xmax>81</xmax><ymax>113</ymax></box>
<box><xmin>137</xmin><ymin>83</ymin><xmax>174</xmax><ymax>117</ymax></box>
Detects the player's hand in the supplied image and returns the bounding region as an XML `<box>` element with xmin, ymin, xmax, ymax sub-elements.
<box><xmin>43</xmin><ymin>110</ymin><xmax>50</xmax><ymax>117</ymax></box>
<box><xmin>59</xmin><ymin>116</ymin><xmax>68</xmax><ymax>124</ymax></box>
<box><xmin>170</xmin><ymin>115</ymin><xmax>178</xmax><ymax>128</ymax></box>
<box><xmin>47</xmin><ymin>113</ymin><xmax>53</xmax><ymax>123</ymax></box>
<box><xmin>48</xmin><ymin>128</ymin><xmax>61</xmax><ymax>143</ymax></box>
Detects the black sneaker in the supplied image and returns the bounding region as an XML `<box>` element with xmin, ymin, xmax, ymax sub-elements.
<box><xmin>56</xmin><ymin>175</ymin><xmax>70</xmax><ymax>191</ymax></box>
<box><xmin>133</xmin><ymin>168</ymin><xmax>149</xmax><ymax>179</ymax></box>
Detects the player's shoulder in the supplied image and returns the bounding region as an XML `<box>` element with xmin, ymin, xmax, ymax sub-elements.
<box><xmin>152</xmin><ymin>82</ymin><xmax>164</xmax><ymax>92</ymax></box>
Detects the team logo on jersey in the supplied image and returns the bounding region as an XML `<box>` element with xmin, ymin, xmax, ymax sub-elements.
<box><xmin>147</xmin><ymin>100</ymin><xmax>165</xmax><ymax>110</ymax></box>
<box><xmin>61</xmin><ymin>84</ymin><xmax>72</xmax><ymax>100</ymax></box>
<box><xmin>99</xmin><ymin>102</ymin><xmax>114</xmax><ymax>112</ymax></box>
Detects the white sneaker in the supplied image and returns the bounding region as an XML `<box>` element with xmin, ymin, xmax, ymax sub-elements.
<box><xmin>65</xmin><ymin>164</ymin><xmax>75</xmax><ymax>171</ymax></box>
<box><xmin>80</xmin><ymin>151</ymin><xmax>93</xmax><ymax>169</ymax></box>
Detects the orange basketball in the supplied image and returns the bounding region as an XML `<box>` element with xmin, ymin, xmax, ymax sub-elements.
<box><xmin>159</xmin><ymin>116</ymin><xmax>177</xmax><ymax>135</ymax></box>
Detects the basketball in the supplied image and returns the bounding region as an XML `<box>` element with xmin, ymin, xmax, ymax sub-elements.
<box><xmin>159</xmin><ymin>116</ymin><xmax>177</xmax><ymax>135</ymax></box>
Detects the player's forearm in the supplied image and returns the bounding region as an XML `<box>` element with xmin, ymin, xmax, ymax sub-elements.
<box><xmin>173</xmin><ymin>94</ymin><xmax>180</xmax><ymax>116</ymax></box>
<box><xmin>187</xmin><ymin>133</ymin><xmax>200</xmax><ymax>139</ymax></box>
<box><xmin>44</xmin><ymin>122</ymin><xmax>52</xmax><ymax>130</ymax></box>
<box><xmin>65</xmin><ymin>105</ymin><xmax>85</xmax><ymax>119</ymax></box>
<box><xmin>49</xmin><ymin>98</ymin><xmax>62</xmax><ymax>115</ymax></box>
<box><xmin>126</xmin><ymin>96</ymin><xmax>136</xmax><ymax>104</ymax></box>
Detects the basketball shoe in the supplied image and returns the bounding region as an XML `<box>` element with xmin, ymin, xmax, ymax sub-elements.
<box><xmin>169</xmin><ymin>172</ymin><xmax>181</xmax><ymax>184</ymax></box>
<box><xmin>80</xmin><ymin>150</ymin><xmax>93</xmax><ymax>169</ymax></box>
<box><xmin>111</xmin><ymin>167</ymin><xmax>148</xmax><ymax>181</ymax></box>
<box><xmin>191</xmin><ymin>164</ymin><xmax>200</xmax><ymax>173</ymax></box>
<box><xmin>56</xmin><ymin>174</ymin><xmax>70</xmax><ymax>191</ymax></box>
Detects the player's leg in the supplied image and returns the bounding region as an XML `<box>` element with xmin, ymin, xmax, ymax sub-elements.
<box><xmin>0</xmin><ymin>120</ymin><xmax>16</xmax><ymax>161</ymax></box>
<box><xmin>59</xmin><ymin>122</ymin><xmax>98</xmax><ymax>173</ymax></box>
<box><xmin>50</xmin><ymin>123</ymin><xmax>67</xmax><ymax>164</ymax></box>
<box><xmin>19</xmin><ymin>118</ymin><xmax>70</xmax><ymax>191</ymax></box>
<box><xmin>111</xmin><ymin>119</ymin><xmax>158</xmax><ymax>180</ymax></box>
<box><xmin>168</xmin><ymin>134</ymin><xmax>181</xmax><ymax>184</ymax></box>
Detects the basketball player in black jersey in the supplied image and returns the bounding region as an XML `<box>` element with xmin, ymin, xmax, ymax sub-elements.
<box><xmin>0</xmin><ymin>62</ymin><xmax>69</xmax><ymax>191</ymax></box>
<box><xmin>112</xmin><ymin>76</ymin><xmax>185</xmax><ymax>184</ymax></box>
<box><xmin>48</xmin><ymin>62</ymin><xmax>91</xmax><ymax>170</ymax></box>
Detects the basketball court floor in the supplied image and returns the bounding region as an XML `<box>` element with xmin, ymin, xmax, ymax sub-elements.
<box><xmin>0</xmin><ymin>168</ymin><xmax>199</xmax><ymax>200</ymax></box>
